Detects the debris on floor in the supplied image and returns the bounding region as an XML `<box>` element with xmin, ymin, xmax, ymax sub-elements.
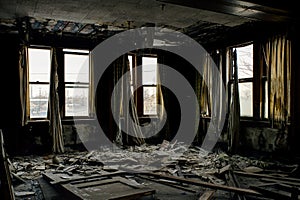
<box><xmin>5</xmin><ymin>140</ymin><xmax>300</xmax><ymax>199</ymax></box>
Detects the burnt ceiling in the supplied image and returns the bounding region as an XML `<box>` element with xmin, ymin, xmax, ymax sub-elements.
<box><xmin>0</xmin><ymin>0</ymin><xmax>297</xmax><ymax>48</ymax></box>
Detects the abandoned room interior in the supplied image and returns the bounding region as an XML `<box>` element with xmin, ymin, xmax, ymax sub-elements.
<box><xmin>1</xmin><ymin>0</ymin><xmax>300</xmax><ymax>199</ymax></box>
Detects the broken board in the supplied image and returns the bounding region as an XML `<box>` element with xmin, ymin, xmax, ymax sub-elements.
<box><xmin>42</xmin><ymin>172</ymin><xmax>155</xmax><ymax>200</ymax></box>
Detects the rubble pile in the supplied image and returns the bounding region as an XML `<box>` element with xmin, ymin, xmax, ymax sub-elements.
<box><xmin>10</xmin><ymin>140</ymin><xmax>298</xmax><ymax>183</ymax></box>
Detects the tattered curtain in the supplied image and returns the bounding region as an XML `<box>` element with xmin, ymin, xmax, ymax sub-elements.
<box><xmin>195</xmin><ymin>51</ymin><xmax>226</xmax><ymax>150</ymax></box>
<box><xmin>48</xmin><ymin>48</ymin><xmax>64</xmax><ymax>153</ymax></box>
<box><xmin>263</xmin><ymin>35</ymin><xmax>291</xmax><ymax>128</ymax></box>
<box><xmin>18</xmin><ymin>45</ymin><xmax>29</xmax><ymax>126</ymax></box>
<box><xmin>227</xmin><ymin>49</ymin><xmax>240</xmax><ymax>153</ymax></box>
<box><xmin>113</xmin><ymin>55</ymin><xmax>145</xmax><ymax>146</ymax></box>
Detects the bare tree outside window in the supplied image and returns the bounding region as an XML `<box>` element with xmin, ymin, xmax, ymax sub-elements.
<box><xmin>236</xmin><ymin>44</ymin><xmax>253</xmax><ymax>117</ymax></box>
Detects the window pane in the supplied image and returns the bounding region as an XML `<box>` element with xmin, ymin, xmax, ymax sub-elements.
<box><xmin>128</xmin><ymin>55</ymin><xmax>133</xmax><ymax>85</ymax></box>
<box><xmin>63</xmin><ymin>49</ymin><xmax>89</xmax><ymax>53</ymax></box>
<box><xmin>142</xmin><ymin>57</ymin><xmax>157</xmax><ymax>85</ymax></box>
<box><xmin>264</xmin><ymin>80</ymin><xmax>268</xmax><ymax>118</ymax></box>
<box><xmin>65</xmin><ymin>86</ymin><xmax>89</xmax><ymax>116</ymax></box>
<box><xmin>29</xmin><ymin>84</ymin><xmax>49</xmax><ymax>118</ymax></box>
<box><xmin>28</xmin><ymin>48</ymin><xmax>51</xmax><ymax>82</ymax></box>
<box><xmin>143</xmin><ymin>87</ymin><xmax>157</xmax><ymax>115</ymax></box>
<box><xmin>239</xmin><ymin>82</ymin><xmax>253</xmax><ymax>117</ymax></box>
<box><xmin>65</xmin><ymin>54</ymin><xmax>89</xmax><ymax>82</ymax></box>
<box><xmin>236</xmin><ymin>44</ymin><xmax>253</xmax><ymax>79</ymax></box>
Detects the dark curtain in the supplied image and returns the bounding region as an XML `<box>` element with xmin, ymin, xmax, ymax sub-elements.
<box><xmin>112</xmin><ymin>56</ymin><xmax>125</xmax><ymax>145</ymax></box>
<box><xmin>228</xmin><ymin>49</ymin><xmax>240</xmax><ymax>153</ymax></box>
<box><xmin>156</xmin><ymin>53</ymin><xmax>182</xmax><ymax>142</ymax></box>
<box><xmin>48</xmin><ymin>48</ymin><xmax>64</xmax><ymax>153</ymax></box>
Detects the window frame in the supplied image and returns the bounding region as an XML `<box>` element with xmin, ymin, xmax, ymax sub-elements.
<box><xmin>27</xmin><ymin>46</ymin><xmax>93</xmax><ymax>121</ymax></box>
<box><xmin>227</xmin><ymin>42</ymin><xmax>269</xmax><ymax>120</ymax></box>
<box><xmin>62</xmin><ymin>48</ymin><xmax>91</xmax><ymax>119</ymax></box>
<box><xmin>129</xmin><ymin>53</ymin><xmax>159</xmax><ymax>117</ymax></box>
<box><xmin>28</xmin><ymin>46</ymin><xmax>52</xmax><ymax>120</ymax></box>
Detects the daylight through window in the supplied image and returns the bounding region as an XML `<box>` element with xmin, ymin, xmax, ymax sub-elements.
<box><xmin>142</xmin><ymin>57</ymin><xmax>157</xmax><ymax>115</ymax></box>
<box><xmin>64</xmin><ymin>49</ymin><xmax>90</xmax><ymax>117</ymax></box>
<box><xmin>236</xmin><ymin>44</ymin><xmax>253</xmax><ymax>117</ymax></box>
<box><xmin>28</xmin><ymin>48</ymin><xmax>51</xmax><ymax>119</ymax></box>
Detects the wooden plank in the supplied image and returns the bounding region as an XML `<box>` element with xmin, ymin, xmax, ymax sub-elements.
<box><xmin>261</xmin><ymin>178</ymin><xmax>300</xmax><ymax>187</ymax></box>
<box><xmin>37</xmin><ymin>177</ymin><xmax>62</xmax><ymax>200</ymax></box>
<box><xmin>198</xmin><ymin>190</ymin><xmax>215</xmax><ymax>200</ymax></box>
<box><xmin>61</xmin><ymin>179</ymin><xmax>155</xmax><ymax>200</ymax></box>
<box><xmin>276</xmin><ymin>183</ymin><xmax>299</xmax><ymax>193</ymax></box>
<box><xmin>43</xmin><ymin>171</ymin><xmax>155</xmax><ymax>200</ymax></box>
<box><xmin>70</xmin><ymin>176</ymin><xmax>111</xmax><ymax>185</ymax></box>
<box><xmin>230</xmin><ymin>171</ymin><xmax>247</xmax><ymax>200</ymax></box>
<box><xmin>234</xmin><ymin>171</ymin><xmax>300</xmax><ymax>183</ymax></box>
<box><xmin>250</xmin><ymin>185</ymin><xmax>292</xmax><ymax>200</ymax></box>
<box><xmin>60</xmin><ymin>183</ymin><xmax>87</xmax><ymax>200</ymax></box>
<box><xmin>275</xmin><ymin>184</ymin><xmax>299</xmax><ymax>200</ymax></box>
<box><xmin>0</xmin><ymin>129</ymin><xmax>15</xmax><ymax>200</ymax></box>
<box><xmin>137</xmin><ymin>175</ymin><xmax>197</xmax><ymax>193</ymax></box>
<box><xmin>140</xmin><ymin>172</ymin><xmax>262</xmax><ymax>197</ymax></box>
<box><xmin>42</xmin><ymin>171</ymin><xmax>128</xmax><ymax>185</ymax></box>
<box><xmin>108</xmin><ymin>188</ymin><xmax>155</xmax><ymax>200</ymax></box>
<box><xmin>74</xmin><ymin>178</ymin><xmax>119</xmax><ymax>189</ymax></box>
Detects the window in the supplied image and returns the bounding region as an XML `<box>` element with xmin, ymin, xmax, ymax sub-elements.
<box><xmin>236</xmin><ymin>44</ymin><xmax>253</xmax><ymax>117</ymax></box>
<box><xmin>128</xmin><ymin>54</ymin><xmax>158</xmax><ymax>116</ymax></box>
<box><xmin>264</xmin><ymin>79</ymin><xmax>268</xmax><ymax>118</ymax></box>
<box><xmin>228</xmin><ymin>43</ymin><xmax>270</xmax><ymax>119</ymax></box>
<box><xmin>28</xmin><ymin>48</ymin><xmax>51</xmax><ymax>119</ymax></box>
<box><xmin>128</xmin><ymin>55</ymin><xmax>134</xmax><ymax>93</ymax></box>
<box><xmin>142</xmin><ymin>57</ymin><xmax>157</xmax><ymax>115</ymax></box>
<box><xmin>64</xmin><ymin>49</ymin><xmax>90</xmax><ymax>117</ymax></box>
<box><xmin>28</xmin><ymin>47</ymin><xmax>91</xmax><ymax>120</ymax></box>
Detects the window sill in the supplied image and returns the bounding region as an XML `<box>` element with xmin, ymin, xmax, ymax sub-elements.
<box><xmin>28</xmin><ymin>119</ymin><xmax>49</xmax><ymax>123</ymax></box>
<box><xmin>62</xmin><ymin>118</ymin><xmax>97</xmax><ymax>125</ymax></box>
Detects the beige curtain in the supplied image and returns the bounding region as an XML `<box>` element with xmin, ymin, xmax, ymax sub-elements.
<box><xmin>157</xmin><ymin>67</ymin><xmax>165</xmax><ymax>122</ymax></box>
<box><xmin>48</xmin><ymin>48</ymin><xmax>64</xmax><ymax>153</ymax></box>
<box><xmin>18</xmin><ymin>45</ymin><xmax>29</xmax><ymax>126</ymax></box>
<box><xmin>194</xmin><ymin>52</ymin><xmax>213</xmax><ymax>144</ymax></box>
<box><xmin>195</xmin><ymin>51</ymin><xmax>226</xmax><ymax>148</ymax></box>
<box><xmin>263</xmin><ymin>35</ymin><xmax>291</xmax><ymax>128</ymax></box>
